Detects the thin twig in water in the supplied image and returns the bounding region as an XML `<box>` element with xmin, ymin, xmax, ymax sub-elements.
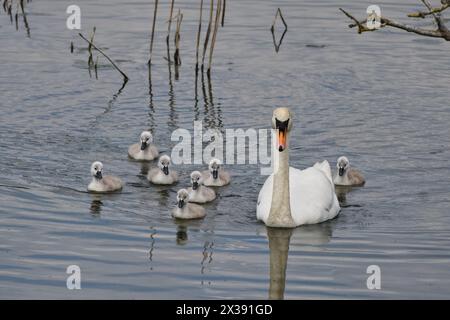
<box><xmin>79</xmin><ymin>33</ymin><xmax>129</xmax><ymax>82</ymax></box>
<box><xmin>271</xmin><ymin>8</ymin><xmax>288</xmax><ymax>33</ymax></box>
<box><xmin>270</xmin><ymin>8</ymin><xmax>288</xmax><ymax>52</ymax></box>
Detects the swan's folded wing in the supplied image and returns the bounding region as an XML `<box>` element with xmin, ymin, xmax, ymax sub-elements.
<box><xmin>256</xmin><ymin>174</ymin><xmax>273</xmax><ymax>224</ymax></box>
<box><xmin>312</xmin><ymin>160</ymin><xmax>333</xmax><ymax>184</ymax></box>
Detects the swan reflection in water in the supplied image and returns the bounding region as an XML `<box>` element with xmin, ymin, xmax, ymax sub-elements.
<box><xmin>173</xmin><ymin>218</ymin><xmax>205</xmax><ymax>246</ymax></box>
<box><xmin>89</xmin><ymin>193</ymin><xmax>121</xmax><ymax>216</ymax></box>
<box><xmin>263</xmin><ymin>222</ymin><xmax>335</xmax><ymax>299</ymax></box>
<box><xmin>335</xmin><ymin>185</ymin><xmax>355</xmax><ymax>206</ymax></box>
<box><xmin>173</xmin><ymin>219</ymin><xmax>214</xmax><ymax>284</ymax></box>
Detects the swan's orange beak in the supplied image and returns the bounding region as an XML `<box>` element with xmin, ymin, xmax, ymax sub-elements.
<box><xmin>277</xmin><ymin>129</ymin><xmax>286</xmax><ymax>152</ymax></box>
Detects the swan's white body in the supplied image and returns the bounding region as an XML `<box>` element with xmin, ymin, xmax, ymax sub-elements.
<box><xmin>257</xmin><ymin>162</ymin><xmax>340</xmax><ymax>226</ymax></box>
<box><xmin>256</xmin><ymin>107</ymin><xmax>340</xmax><ymax>228</ymax></box>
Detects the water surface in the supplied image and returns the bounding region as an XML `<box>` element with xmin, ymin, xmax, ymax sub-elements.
<box><xmin>1</xmin><ymin>0</ymin><xmax>450</xmax><ymax>299</ymax></box>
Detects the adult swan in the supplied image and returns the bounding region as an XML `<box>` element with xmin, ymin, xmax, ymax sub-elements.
<box><xmin>257</xmin><ymin>107</ymin><xmax>340</xmax><ymax>228</ymax></box>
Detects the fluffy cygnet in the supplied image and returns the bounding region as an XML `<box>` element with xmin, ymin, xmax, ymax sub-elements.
<box><xmin>172</xmin><ymin>189</ymin><xmax>206</xmax><ymax>219</ymax></box>
<box><xmin>202</xmin><ymin>158</ymin><xmax>230</xmax><ymax>187</ymax></box>
<box><xmin>128</xmin><ymin>131</ymin><xmax>159</xmax><ymax>161</ymax></box>
<box><xmin>87</xmin><ymin>161</ymin><xmax>123</xmax><ymax>193</ymax></box>
<box><xmin>147</xmin><ymin>155</ymin><xmax>178</xmax><ymax>185</ymax></box>
<box><xmin>187</xmin><ymin>171</ymin><xmax>216</xmax><ymax>203</ymax></box>
<box><xmin>333</xmin><ymin>156</ymin><xmax>365</xmax><ymax>186</ymax></box>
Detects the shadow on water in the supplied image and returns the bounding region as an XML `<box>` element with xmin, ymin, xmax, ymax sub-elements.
<box><xmin>266</xmin><ymin>222</ymin><xmax>334</xmax><ymax>299</ymax></box>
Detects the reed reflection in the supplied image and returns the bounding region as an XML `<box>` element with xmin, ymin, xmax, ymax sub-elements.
<box><xmin>148</xmin><ymin>226</ymin><xmax>156</xmax><ymax>270</ymax></box>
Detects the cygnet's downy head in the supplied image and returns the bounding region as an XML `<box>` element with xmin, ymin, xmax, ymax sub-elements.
<box><xmin>158</xmin><ymin>155</ymin><xmax>171</xmax><ymax>175</ymax></box>
<box><xmin>337</xmin><ymin>156</ymin><xmax>350</xmax><ymax>176</ymax></box>
<box><xmin>272</xmin><ymin>107</ymin><xmax>293</xmax><ymax>152</ymax></box>
<box><xmin>190</xmin><ymin>171</ymin><xmax>202</xmax><ymax>190</ymax></box>
<box><xmin>208</xmin><ymin>158</ymin><xmax>222</xmax><ymax>179</ymax></box>
<box><xmin>140</xmin><ymin>131</ymin><xmax>153</xmax><ymax>151</ymax></box>
<box><xmin>177</xmin><ymin>189</ymin><xmax>189</xmax><ymax>208</ymax></box>
<box><xmin>91</xmin><ymin>161</ymin><xmax>103</xmax><ymax>180</ymax></box>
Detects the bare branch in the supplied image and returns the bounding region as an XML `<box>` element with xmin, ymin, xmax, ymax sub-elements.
<box><xmin>420</xmin><ymin>0</ymin><xmax>447</xmax><ymax>30</ymax></box>
<box><xmin>79</xmin><ymin>33</ymin><xmax>129</xmax><ymax>82</ymax></box>
<box><xmin>408</xmin><ymin>3</ymin><xmax>449</xmax><ymax>18</ymax></box>
<box><xmin>339</xmin><ymin>8</ymin><xmax>374</xmax><ymax>34</ymax></box>
<box><xmin>340</xmin><ymin>2</ymin><xmax>450</xmax><ymax>41</ymax></box>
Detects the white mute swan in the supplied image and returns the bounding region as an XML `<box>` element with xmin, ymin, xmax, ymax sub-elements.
<box><xmin>202</xmin><ymin>158</ymin><xmax>230</xmax><ymax>187</ymax></box>
<box><xmin>187</xmin><ymin>171</ymin><xmax>216</xmax><ymax>203</ymax></box>
<box><xmin>147</xmin><ymin>155</ymin><xmax>178</xmax><ymax>185</ymax></box>
<box><xmin>256</xmin><ymin>107</ymin><xmax>340</xmax><ymax>227</ymax></box>
<box><xmin>88</xmin><ymin>161</ymin><xmax>123</xmax><ymax>193</ymax></box>
<box><xmin>172</xmin><ymin>189</ymin><xmax>206</xmax><ymax>219</ymax></box>
<box><xmin>128</xmin><ymin>131</ymin><xmax>159</xmax><ymax>161</ymax></box>
<box><xmin>333</xmin><ymin>156</ymin><xmax>365</xmax><ymax>186</ymax></box>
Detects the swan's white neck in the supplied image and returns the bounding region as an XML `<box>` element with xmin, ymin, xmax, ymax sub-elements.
<box><xmin>267</xmin><ymin>130</ymin><xmax>296</xmax><ymax>228</ymax></box>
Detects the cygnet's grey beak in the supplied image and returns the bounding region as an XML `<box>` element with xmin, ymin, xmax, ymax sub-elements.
<box><xmin>192</xmin><ymin>181</ymin><xmax>199</xmax><ymax>190</ymax></box>
<box><xmin>178</xmin><ymin>199</ymin><xmax>185</xmax><ymax>208</ymax></box>
<box><xmin>163</xmin><ymin>166</ymin><xmax>169</xmax><ymax>175</ymax></box>
<box><xmin>95</xmin><ymin>171</ymin><xmax>103</xmax><ymax>179</ymax></box>
<box><xmin>338</xmin><ymin>167</ymin><xmax>345</xmax><ymax>177</ymax></box>
<box><xmin>212</xmin><ymin>169</ymin><xmax>218</xmax><ymax>179</ymax></box>
<box><xmin>140</xmin><ymin>141</ymin><xmax>147</xmax><ymax>151</ymax></box>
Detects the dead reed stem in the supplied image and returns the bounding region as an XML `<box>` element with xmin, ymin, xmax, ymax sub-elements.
<box><xmin>201</xmin><ymin>0</ymin><xmax>214</xmax><ymax>69</ymax></box>
<box><xmin>208</xmin><ymin>0</ymin><xmax>222</xmax><ymax>75</ymax></box>
<box><xmin>195</xmin><ymin>0</ymin><xmax>204</xmax><ymax>71</ymax></box>
<box><xmin>173</xmin><ymin>9</ymin><xmax>183</xmax><ymax>66</ymax></box>
<box><xmin>166</xmin><ymin>0</ymin><xmax>175</xmax><ymax>62</ymax></box>
<box><xmin>148</xmin><ymin>0</ymin><xmax>159</xmax><ymax>65</ymax></box>
<box><xmin>221</xmin><ymin>0</ymin><xmax>226</xmax><ymax>27</ymax></box>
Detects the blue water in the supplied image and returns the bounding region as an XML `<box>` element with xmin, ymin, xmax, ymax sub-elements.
<box><xmin>1</xmin><ymin>0</ymin><xmax>450</xmax><ymax>299</ymax></box>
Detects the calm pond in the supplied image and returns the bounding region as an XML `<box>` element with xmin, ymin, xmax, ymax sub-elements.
<box><xmin>1</xmin><ymin>0</ymin><xmax>450</xmax><ymax>299</ymax></box>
